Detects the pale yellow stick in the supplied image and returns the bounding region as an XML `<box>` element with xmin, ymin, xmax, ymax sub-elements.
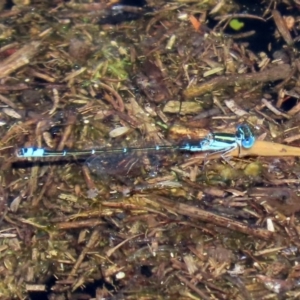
<box><xmin>239</xmin><ymin>140</ymin><xmax>300</xmax><ymax>157</ymax></box>
<box><xmin>208</xmin><ymin>140</ymin><xmax>300</xmax><ymax>159</ymax></box>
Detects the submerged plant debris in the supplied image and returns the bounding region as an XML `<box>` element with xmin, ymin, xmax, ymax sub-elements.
<box><xmin>2</xmin><ymin>0</ymin><xmax>300</xmax><ymax>299</ymax></box>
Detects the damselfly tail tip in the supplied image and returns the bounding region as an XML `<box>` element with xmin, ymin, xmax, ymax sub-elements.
<box><xmin>16</xmin><ymin>147</ymin><xmax>41</xmax><ymax>158</ymax></box>
<box><xmin>16</xmin><ymin>148</ymin><xmax>26</xmax><ymax>157</ymax></box>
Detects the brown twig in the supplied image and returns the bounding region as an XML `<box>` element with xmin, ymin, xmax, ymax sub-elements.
<box><xmin>272</xmin><ymin>10</ymin><xmax>293</xmax><ymax>45</ymax></box>
<box><xmin>184</xmin><ymin>64</ymin><xmax>292</xmax><ymax>98</ymax></box>
<box><xmin>0</xmin><ymin>41</ymin><xmax>41</xmax><ymax>79</ymax></box>
<box><xmin>98</xmin><ymin>81</ymin><xmax>125</xmax><ymax>112</ymax></box>
<box><xmin>68</xmin><ymin>227</ymin><xmax>101</xmax><ymax>280</ymax></box>
<box><xmin>153</xmin><ymin>195</ymin><xmax>273</xmax><ymax>240</ymax></box>
<box><xmin>175</xmin><ymin>273</ymin><xmax>211</xmax><ymax>300</ymax></box>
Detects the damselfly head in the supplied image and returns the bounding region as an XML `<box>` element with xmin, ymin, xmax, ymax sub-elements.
<box><xmin>236</xmin><ymin>124</ymin><xmax>255</xmax><ymax>149</ymax></box>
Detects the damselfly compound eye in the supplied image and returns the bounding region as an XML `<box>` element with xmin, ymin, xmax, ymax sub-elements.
<box><xmin>236</xmin><ymin>124</ymin><xmax>255</xmax><ymax>149</ymax></box>
<box><xmin>241</xmin><ymin>135</ymin><xmax>255</xmax><ymax>149</ymax></box>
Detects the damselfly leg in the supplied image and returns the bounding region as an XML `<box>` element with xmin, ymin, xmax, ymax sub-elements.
<box><xmin>199</xmin><ymin>124</ymin><xmax>255</xmax><ymax>166</ymax></box>
<box><xmin>199</xmin><ymin>134</ymin><xmax>238</xmax><ymax>168</ymax></box>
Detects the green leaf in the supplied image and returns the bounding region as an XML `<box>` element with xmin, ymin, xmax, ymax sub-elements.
<box><xmin>229</xmin><ymin>19</ymin><xmax>244</xmax><ymax>31</ymax></box>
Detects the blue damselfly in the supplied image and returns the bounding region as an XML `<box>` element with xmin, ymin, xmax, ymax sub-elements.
<box><xmin>17</xmin><ymin>124</ymin><xmax>255</xmax><ymax>158</ymax></box>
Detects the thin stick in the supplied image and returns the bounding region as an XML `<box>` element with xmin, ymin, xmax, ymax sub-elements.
<box><xmin>203</xmin><ymin>140</ymin><xmax>300</xmax><ymax>159</ymax></box>
<box><xmin>233</xmin><ymin>140</ymin><xmax>300</xmax><ymax>158</ymax></box>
